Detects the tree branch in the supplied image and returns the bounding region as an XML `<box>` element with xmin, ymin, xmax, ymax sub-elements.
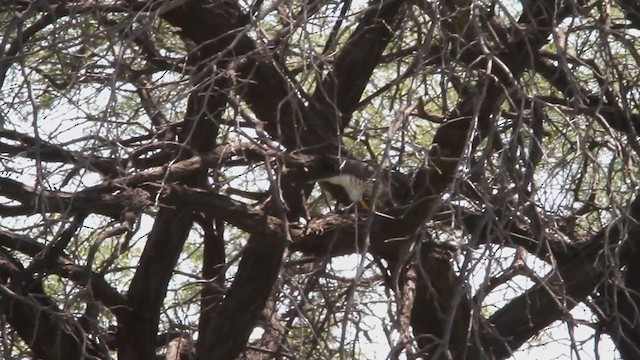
<box><xmin>196</xmin><ymin>234</ymin><xmax>288</xmax><ymax>360</ymax></box>
<box><xmin>0</xmin><ymin>251</ymin><xmax>109</xmax><ymax>360</ymax></box>
<box><xmin>0</xmin><ymin>229</ymin><xmax>127</xmax><ymax>314</ymax></box>
<box><xmin>308</xmin><ymin>0</ymin><xmax>406</xmax><ymax>132</ymax></box>
<box><xmin>487</xmin><ymin>194</ymin><xmax>640</xmax><ymax>358</ymax></box>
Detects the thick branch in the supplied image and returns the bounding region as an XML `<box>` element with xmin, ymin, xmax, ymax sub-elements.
<box><xmin>595</xmin><ymin>250</ymin><xmax>640</xmax><ymax>360</ymax></box>
<box><xmin>0</xmin><ymin>129</ymin><xmax>123</xmax><ymax>177</ymax></box>
<box><xmin>308</xmin><ymin>0</ymin><xmax>405</xmax><ymax>132</ymax></box>
<box><xmin>0</xmin><ymin>177</ymin><xmax>150</xmax><ymax>218</ymax></box>
<box><xmin>487</xmin><ymin>195</ymin><xmax>640</xmax><ymax>358</ymax></box>
<box><xmin>160</xmin><ymin>1</ymin><xmax>317</xmax><ymax>150</ymax></box>
<box><xmin>0</xmin><ymin>251</ymin><xmax>109</xmax><ymax>360</ymax></box>
<box><xmin>196</xmin><ymin>233</ymin><xmax>288</xmax><ymax>360</ymax></box>
<box><xmin>119</xmin><ymin>209</ymin><xmax>194</xmax><ymax>359</ymax></box>
<box><xmin>410</xmin><ymin>245</ymin><xmax>476</xmax><ymax>359</ymax></box>
<box><xmin>397</xmin><ymin>2</ymin><xmax>575</xmax><ymax>357</ymax></box>
<box><xmin>534</xmin><ymin>54</ymin><xmax>640</xmax><ymax>134</ymax></box>
<box><xmin>616</xmin><ymin>0</ymin><xmax>640</xmax><ymax>29</ymax></box>
<box><xmin>195</xmin><ymin>217</ymin><xmax>226</xmax><ymax>355</ymax></box>
<box><xmin>0</xmin><ymin>229</ymin><xmax>127</xmax><ymax>314</ymax></box>
<box><xmin>117</xmin><ymin>9</ymin><xmax>230</xmax><ymax>355</ymax></box>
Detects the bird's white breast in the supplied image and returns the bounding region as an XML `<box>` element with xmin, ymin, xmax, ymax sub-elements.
<box><xmin>322</xmin><ymin>175</ymin><xmax>367</xmax><ymax>202</ymax></box>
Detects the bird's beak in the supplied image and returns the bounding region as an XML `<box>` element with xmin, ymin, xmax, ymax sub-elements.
<box><xmin>358</xmin><ymin>199</ymin><xmax>370</xmax><ymax>211</ymax></box>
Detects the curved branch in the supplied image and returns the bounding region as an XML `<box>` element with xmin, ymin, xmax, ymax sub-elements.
<box><xmin>486</xmin><ymin>194</ymin><xmax>640</xmax><ymax>358</ymax></box>
<box><xmin>197</xmin><ymin>233</ymin><xmax>288</xmax><ymax>360</ymax></box>
<box><xmin>0</xmin><ymin>251</ymin><xmax>110</xmax><ymax>360</ymax></box>
<box><xmin>0</xmin><ymin>129</ymin><xmax>124</xmax><ymax>177</ymax></box>
<box><xmin>0</xmin><ymin>229</ymin><xmax>127</xmax><ymax>313</ymax></box>
<box><xmin>308</xmin><ymin>0</ymin><xmax>406</xmax><ymax>132</ymax></box>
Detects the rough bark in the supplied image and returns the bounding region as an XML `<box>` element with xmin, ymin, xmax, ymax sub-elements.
<box><xmin>195</xmin><ymin>217</ymin><xmax>226</xmax><ymax>355</ymax></box>
<box><xmin>487</xmin><ymin>195</ymin><xmax>640</xmax><ymax>358</ymax></box>
<box><xmin>0</xmin><ymin>250</ymin><xmax>109</xmax><ymax>360</ymax></box>
<box><xmin>196</xmin><ymin>234</ymin><xmax>288</xmax><ymax>360</ymax></box>
<box><xmin>594</xmin><ymin>245</ymin><xmax>640</xmax><ymax>359</ymax></box>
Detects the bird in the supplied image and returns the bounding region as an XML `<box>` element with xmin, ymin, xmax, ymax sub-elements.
<box><xmin>320</xmin><ymin>172</ymin><xmax>375</xmax><ymax>210</ymax></box>
<box><xmin>310</xmin><ymin>157</ymin><xmax>410</xmax><ymax>213</ymax></box>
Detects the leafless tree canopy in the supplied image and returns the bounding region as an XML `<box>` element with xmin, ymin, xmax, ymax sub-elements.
<box><xmin>1</xmin><ymin>0</ymin><xmax>640</xmax><ymax>359</ymax></box>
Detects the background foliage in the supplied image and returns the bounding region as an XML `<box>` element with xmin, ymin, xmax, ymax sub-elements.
<box><xmin>1</xmin><ymin>0</ymin><xmax>640</xmax><ymax>359</ymax></box>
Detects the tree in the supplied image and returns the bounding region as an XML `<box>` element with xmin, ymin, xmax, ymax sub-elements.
<box><xmin>1</xmin><ymin>0</ymin><xmax>639</xmax><ymax>359</ymax></box>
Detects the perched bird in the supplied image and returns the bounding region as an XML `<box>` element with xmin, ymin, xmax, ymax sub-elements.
<box><xmin>320</xmin><ymin>175</ymin><xmax>375</xmax><ymax>210</ymax></box>
<box><xmin>311</xmin><ymin>157</ymin><xmax>410</xmax><ymax>212</ymax></box>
